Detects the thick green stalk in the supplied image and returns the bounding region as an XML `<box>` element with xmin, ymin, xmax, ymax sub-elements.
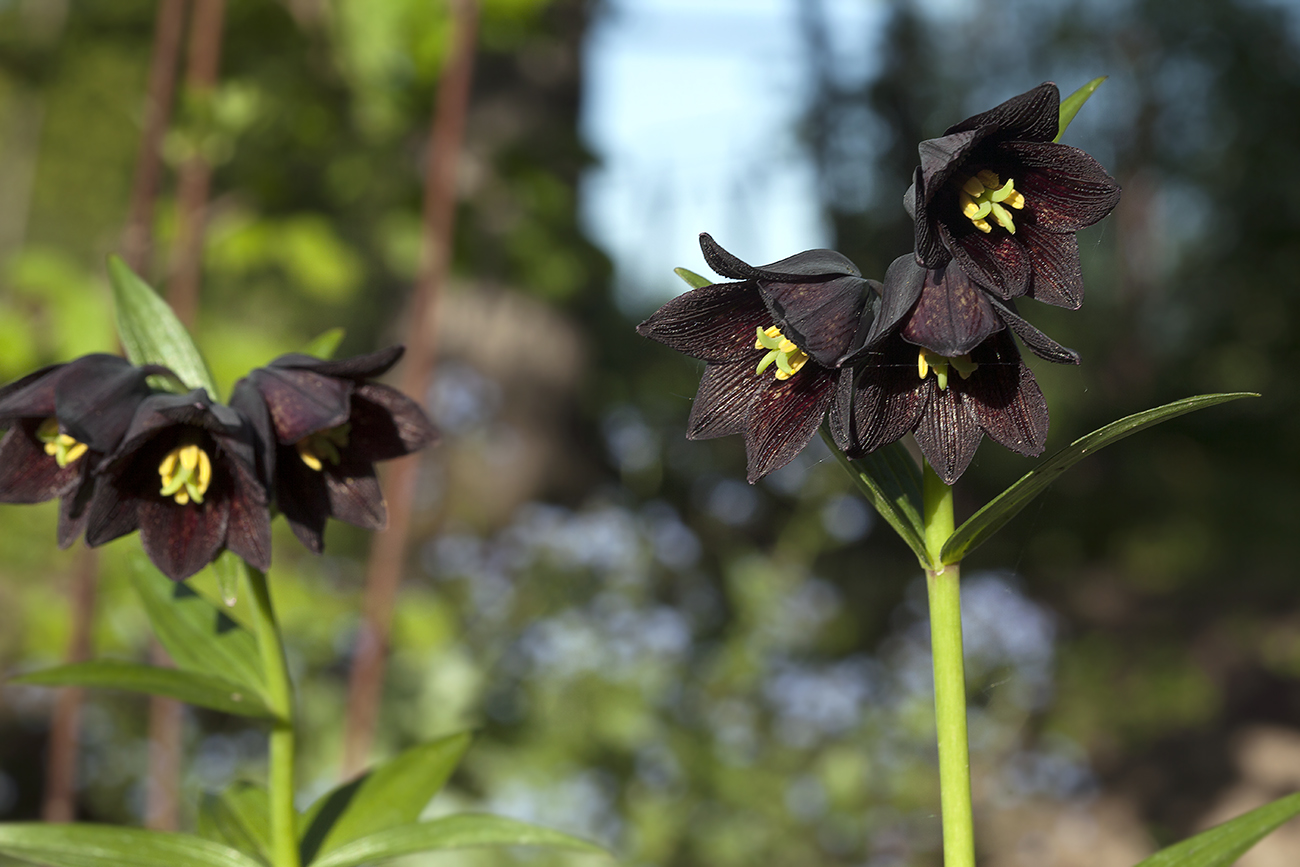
<box><xmin>922</xmin><ymin>461</ymin><xmax>975</xmax><ymax>867</ymax></box>
<box><xmin>247</xmin><ymin>568</ymin><xmax>300</xmax><ymax>867</ymax></box>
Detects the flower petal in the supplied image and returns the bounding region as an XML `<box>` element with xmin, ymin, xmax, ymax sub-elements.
<box><xmin>687</xmin><ymin>360</ymin><xmax>763</xmax><ymax>441</ymax></box>
<box><xmin>275</xmin><ymin>448</ymin><xmax>330</xmax><ymax>554</ymax></box>
<box><xmin>1019</xmin><ymin>223</ymin><xmax>1084</xmax><ymax>309</ymax></box>
<box><xmin>963</xmin><ymin>334</ymin><xmax>1049</xmax><ymax>457</ymax></box>
<box><xmin>0</xmin><ymin>362</ymin><xmax>61</xmax><ymax>419</ymax></box>
<box><xmin>919</xmin><ymin>129</ymin><xmax>983</xmax><ymax>205</ymax></box>
<box><xmin>759</xmin><ymin>273</ymin><xmax>870</xmax><ymax>367</ymax></box>
<box><xmin>743</xmin><ymin>366</ymin><xmax>836</xmax><ymax>483</ymax></box>
<box><xmin>699</xmin><ymin>233</ymin><xmax>861</xmax><ymax>282</ymax></box>
<box><xmin>269</xmin><ymin>346</ymin><xmax>405</xmax><ymax>380</ymax></box>
<box><xmin>943</xmin><ymin>220</ymin><xmax>1032</xmax><ymax>299</ymax></box>
<box><xmin>850</xmin><ymin>255</ymin><xmax>926</xmax><ymax>359</ymax></box>
<box><xmin>989</xmin><ymin>298</ymin><xmax>1081</xmax><ymax>365</ymax></box>
<box><xmin>913</xmin><ymin>384</ymin><xmax>982</xmax><ymax>486</ymax></box>
<box><xmin>944</xmin><ymin>82</ymin><xmax>1060</xmax><ymax>143</ymax></box>
<box><xmin>54</xmin><ymin>354</ymin><xmax>157</xmax><ymax>453</ymax></box>
<box><xmin>848</xmin><ymin>338</ymin><xmax>927</xmax><ymax>455</ymax></box>
<box><xmin>224</xmin><ymin>457</ymin><xmax>272</xmax><ymax>570</ymax></box>
<box><xmin>909</xmin><ymin>168</ymin><xmax>949</xmax><ymax>268</ymax></box>
<box><xmin>350</xmin><ymin>384</ymin><xmax>439</xmax><ymax>460</ymax></box>
<box><xmin>998</xmin><ymin>141</ymin><xmax>1121</xmax><ymax>231</ymax></box>
<box><xmin>58</xmin><ymin>461</ymin><xmax>98</xmax><ymax>549</ymax></box>
<box><xmin>324</xmin><ymin>455</ymin><xmax>387</xmax><ymax>531</ymax></box>
<box><xmin>637</xmin><ymin>281</ymin><xmax>769</xmax><ymax>362</ymax></box>
<box><xmin>900</xmin><ymin>262</ymin><xmax>1004</xmax><ymax>357</ymax></box>
<box><xmin>0</xmin><ymin>422</ymin><xmax>80</xmax><ymax>503</ymax></box>
<box><xmin>138</xmin><ymin>493</ymin><xmax>230</xmax><ymax>581</ymax></box>
<box><xmin>243</xmin><ymin>367</ymin><xmax>352</xmax><ymax>444</ymax></box>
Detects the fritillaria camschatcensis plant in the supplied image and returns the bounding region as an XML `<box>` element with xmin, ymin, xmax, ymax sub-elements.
<box><xmin>638</xmin><ymin>80</ymin><xmax>1276</xmax><ymax>867</ymax></box>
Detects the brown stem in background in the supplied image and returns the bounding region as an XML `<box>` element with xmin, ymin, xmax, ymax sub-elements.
<box><xmin>147</xmin><ymin>0</ymin><xmax>225</xmax><ymax>832</ymax></box>
<box><xmin>166</xmin><ymin>0</ymin><xmax>226</xmax><ymax>330</ymax></box>
<box><xmin>42</xmin><ymin>0</ymin><xmax>187</xmax><ymax>824</ymax></box>
<box><xmin>41</xmin><ymin>549</ymin><xmax>98</xmax><ymax>822</ymax></box>
<box><xmin>341</xmin><ymin>0</ymin><xmax>479</xmax><ymax>778</ymax></box>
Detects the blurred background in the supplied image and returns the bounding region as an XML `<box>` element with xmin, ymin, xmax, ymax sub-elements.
<box><xmin>0</xmin><ymin>0</ymin><xmax>1298</xmax><ymax>865</ymax></box>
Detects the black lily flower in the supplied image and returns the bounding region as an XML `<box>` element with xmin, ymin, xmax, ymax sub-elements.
<box><xmin>637</xmin><ymin>233</ymin><xmax>875</xmax><ymax>483</ymax></box>
<box><xmin>906</xmin><ymin>82</ymin><xmax>1121</xmax><ymax>308</ymax></box>
<box><xmin>0</xmin><ymin>354</ymin><xmax>166</xmax><ymax>547</ymax></box>
<box><xmin>230</xmin><ymin>346</ymin><xmax>438</xmax><ymax>554</ymax></box>
<box><xmin>834</xmin><ymin>256</ymin><xmax>1080</xmax><ymax>485</ymax></box>
<box><xmin>85</xmin><ymin>389</ymin><xmax>271</xmax><ymax>581</ymax></box>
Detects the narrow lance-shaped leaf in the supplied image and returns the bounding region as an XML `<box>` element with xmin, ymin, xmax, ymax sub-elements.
<box><xmin>674</xmin><ymin>266</ymin><xmax>713</xmax><ymax>289</ymax></box>
<box><xmin>108</xmin><ymin>255</ymin><xmax>218</xmax><ymax>396</ymax></box>
<box><xmin>197</xmin><ymin>782</ymin><xmax>273</xmax><ymax>866</ymax></box>
<box><xmin>299</xmin><ymin>327</ymin><xmax>346</xmax><ymax>359</ymax></box>
<box><xmin>0</xmin><ymin>824</ymin><xmax>265</xmax><ymax>867</ymax></box>
<box><xmin>1132</xmin><ymin>792</ymin><xmax>1300</xmax><ymax>867</ymax></box>
<box><xmin>11</xmin><ymin>660</ymin><xmax>275</xmax><ymax>719</ymax></box>
<box><xmin>300</xmin><ymin>731</ymin><xmax>472</xmax><ymax>864</ymax></box>
<box><xmin>129</xmin><ymin>555</ymin><xmax>269</xmax><ymax>702</ymax></box>
<box><xmin>308</xmin><ymin>816</ymin><xmax>608</xmax><ymax>867</ymax></box>
<box><xmin>941</xmin><ymin>393</ymin><xmax>1257</xmax><ymax>565</ymax></box>
<box><xmin>1056</xmin><ymin>76</ymin><xmax>1107</xmax><ymax>142</ymax></box>
<box><xmin>821</xmin><ymin>429</ymin><xmax>931</xmax><ymax>569</ymax></box>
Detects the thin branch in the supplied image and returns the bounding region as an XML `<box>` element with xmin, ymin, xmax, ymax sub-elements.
<box><xmin>41</xmin><ymin>549</ymin><xmax>98</xmax><ymax>822</ymax></box>
<box><xmin>341</xmin><ymin>0</ymin><xmax>479</xmax><ymax>778</ymax></box>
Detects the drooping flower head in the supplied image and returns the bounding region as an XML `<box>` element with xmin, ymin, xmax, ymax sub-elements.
<box><xmin>835</xmin><ymin>255</ymin><xmax>1081</xmax><ymax>484</ymax></box>
<box><xmin>906</xmin><ymin>82</ymin><xmax>1121</xmax><ymax>308</ymax></box>
<box><xmin>85</xmin><ymin>389</ymin><xmax>271</xmax><ymax>581</ymax></box>
<box><xmin>637</xmin><ymin>234</ymin><xmax>876</xmax><ymax>483</ymax></box>
<box><xmin>231</xmin><ymin>346</ymin><xmax>438</xmax><ymax>554</ymax></box>
<box><xmin>0</xmin><ymin>354</ymin><xmax>169</xmax><ymax>546</ymax></box>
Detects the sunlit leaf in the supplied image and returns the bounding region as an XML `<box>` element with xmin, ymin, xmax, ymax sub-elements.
<box><xmin>673</xmin><ymin>267</ymin><xmax>713</xmax><ymax>289</ymax></box>
<box><xmin>1056</xmin><ymin>76</ymin><xmax>1107</xmax><ymax>142</ymax></box>
<box><xmin>822</xmin><ymin>429</ymin><xmax>931</xmax><ymax>568</ymax></box>
<box><xmin>198</xmin><ymin>782</ymin><xmax>273</xmax><ymax>866</ymax></box>
<box><xmin>11</xmin><ymin>660</ymin><xmax>275</xmax><ymax>719</ymax></box>
<box><xmin>108</xmin><ymin>255</ymin><xmax>218</xmax><ymax>396</ymax></box>
<box><xmin>299</xmin><ymin>328</ymin><xmax>345</xmax><ymax>360</ymax></box>
<box><xmin>129</xmin><ymin>555</ymin><xmax>268</xmax><ymax>701</ymax></box>
<box><xmin>0</xmin><ymin>824</ymin><xmax>264</xmax><ymax>867</ymax></box>
<box><xmin>941</xmin><ymin>393</ymin><xmax>1257</xmax><ymax>564</ymax></box>
<box><xmin>308</xmin><ymin>816</ymin><xmax>607</xmax><ymax>867</ymax></box>
<box><xmin>1132</xmin><ymin>792</ymin><xmax>1300</xmax><ymax>867</ymax></box>
<box><xmin>300</xmin><ymin>732</ymin><xmax>472</xmax><ymax>864</ymax></box>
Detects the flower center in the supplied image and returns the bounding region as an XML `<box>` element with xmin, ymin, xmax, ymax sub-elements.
<box><xmin>296</xmin><ymin>423</ymin><xmax>351</xmax><ymax>471</ymax></box>
<box><xmin>754</xmin><ymin>326</ymin><xmax>809</xmax><ymax>381</ymax></box>
<box><xmin>917</xmin><ymin>348</ymin><xmax>978</xmax><ymax>391</ymax></box>
<box><xmin>37</xmin><ymin>418</ymin><xmax>89</xmax><ymax>468</ymax></box>
<box><xmin>958</xmin><ymin>169</ymin><xmax>1026</xmax><ymax>234</ymax></box>
<box><xmin>158</xmin><ymin>437</ymin><xmax>213</xmax><ymax>505</ymax></box>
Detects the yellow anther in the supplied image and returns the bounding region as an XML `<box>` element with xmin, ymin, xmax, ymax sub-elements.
<box><xmin>975</xmin><ymin>169</ymin><xmax>1001</xmax><ymax>188</ymax></box>
<box><xmin>297</xmin><ymin>440</ymin><xmax>324</xmax><ymax>471</ymax></box>
<box><xmin>961</xmin><ymin>176</ymin><xmax>987</xmax><ymax>197</ymax></box>
<box><xmin>918</xmin><ymin>351</ymin><xmax>930</xmax><ymax>379</ymax></box>
<box><xmin>754</xmin><ymin>324</ymin><xmax>809</xmax><ymax>381</ymax></box>
<box><xmin>918</xmin><ymin>348</ymin><xmax>978</xmax><ymax>391</ymax></box>
<box><xmin>957</xmin><ymin>171</ymin><xmax>1026</xmax><ymax>233</ymax></box>
<box><xmin>295</xmin><ymin>424</ymin><xmax>351</xmax><ymax>472</ymax></box>
<box><xmin>1005</xmin><ymin>190</ymin><xmax>1025</xmax><ymax>209</ymax></box>
<box><xmin>36</xmin><ymin>418</ymin><xmax>90</xmax><ymax>468</ymax></box>
<box><xmin>158</xmin><ymin>437</ymin><xmax>213</xmax><ymax>505</ymax></box>
<box><xmin>972</xmin><ymin>218</ymin><xmax>992</xmax><ymax>233</ymax></box>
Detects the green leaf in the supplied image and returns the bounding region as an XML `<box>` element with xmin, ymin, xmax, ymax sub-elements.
<box><xmin>129</xmin><ymin>556</ymin><xmax>269</xmax><ymax>702</ymax></box>
<box><xmin>0</xmin><ymin>824</ymin><xmax>264</xmax><ymax>867</ymax></box>
<box><xmin>108</xmin><ymin>255</ymin><xmax>218</xmax><ymax>396</ymax></box>
<box><xmin>1056</xmin><ymin>76</ymin><xmax>1107</xmax><ymax>142</ymax></box>
<box><xmin>673</xmin><ymin>267</ymin><xmax>713</xmax><ymax>289</ymax></box>
<box><xmin>308</xmin><ymin>816</ymin><xmax>607</xmax><ymax>867</ymax></box>
<box><xmin>300</xmin><ymin>731</ymin><xmax>472</xmax><ymax>864</ymax></box>
<box><xmin>1133</xmin><ymin>792</ymin><xmax>1300</xmax><ymax>867</ymax></box>
<box><xmin>299</xmin><ymin>328</ymin><xmax>345</xmax><ymax>359</ymax></box>
<box><xmin>821</xmin><ymin>429</ymin><xmax>931</xmax><ymax>568</ymax></box>
<box><xmin>942</xmin><ymin>393</ymin><xmax>1257</xmax><ymax>565</ymax></box>
<box><xmin>10</xmin><ymin>660</ymin><xmax>275</xmax><ymax>719</ymax></box>
<box><xmin>211</xmin><ymin>551</ymin><xmax>246</xmax><ymax>609</ymax></box>
<box><xmin>197</xmin><ymin>782</ymin><xmax>273</xmax><ymax>865</ymax></box>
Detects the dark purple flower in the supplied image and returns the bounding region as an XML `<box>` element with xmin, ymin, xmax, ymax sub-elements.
<box><xmin>906</xmin><ymin>82</ymin><xmax>1121</xmax><ymax>308</ymax></box>
<box><xmin>637</xmin><ymin>234</ymin><xmax>875</xmax><ymax>483</ymax></box>
<box><xmin>834</xmin><ymin>256</ymin><xmax>1080</xmax><ymax>484</ymax></box>
<box><xmin>85</xmin><ymin>390</ymin><xmax>271</xmax><ymax>581</ymax></box>
<box><xmin>0</xmin><ymin>354</ymin><xmax>165</xmax><ymax>546</ymax></box>
<box><xmin>230</xmin><ymin>346</ymin><xmax>438</xmax><ymax>554</ymax></box>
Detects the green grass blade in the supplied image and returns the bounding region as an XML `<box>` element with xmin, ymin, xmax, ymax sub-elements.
<box><xmin>1133</xmin><ymin>792</ymin><xmax>1300</xmax><ymax>866</ymax></box>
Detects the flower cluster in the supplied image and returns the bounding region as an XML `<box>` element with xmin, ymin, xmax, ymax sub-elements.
<box><xmin>0</xmin><ymin>347</ymin><xmax>437</xmax><ymax>580</ymax></box>
<box><xmin>640</xmin><ymin>83</ymin><xmax>1120</xmax><ymax>484</ymax></box>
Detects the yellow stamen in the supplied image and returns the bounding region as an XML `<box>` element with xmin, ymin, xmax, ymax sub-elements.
<box><xmin>158</xmin><ymin>436</ymin><xmax>214</xmax><ymax>505</ymax></box>
<box><xmin>753</xmin><ymin>324</ymin><xmax>809</xmax><ymax>381</ymax></box>
<box><xmin>917</xmin><ymin>348</ymin><xmax>978</xmax><ymax>391</ymax></box>
<box><xmin>36</xmin><ymin>418</ymin><xmax>90</xmax><ymax>468</ymax></box>
<box><xmin>957</xmin><ymin>170</ymin><xmax>1026</xmax><ymax>234</ymax></box>
<box><xmin>295</xmin><ymin>424</ymin><xmax>351</xmax><ymax>472</ymax></box>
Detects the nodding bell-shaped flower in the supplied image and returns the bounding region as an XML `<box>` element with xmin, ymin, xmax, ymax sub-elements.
<box><xmin>906</xmin><ymin>82</ymin><xmax>1121</xmax><ymax>308</ymax></box>
<box><xmin>0</xmin><ymin>354</ymin><xmax>170</xmax><ymax>547</ymax></box>
<box><xmin>637</xmin><ymin>233</ymin><xmax>875</xmax><ymax>483</ymax></box>
<box><xmin>85</xmin><ymin>390</ymin><xmax>271</xmax><ymax>581</ymax></box>
<box><xmin>231</xmin><ymin>346</ymin><xmax>438</xmax><ymax>554</ymax></box>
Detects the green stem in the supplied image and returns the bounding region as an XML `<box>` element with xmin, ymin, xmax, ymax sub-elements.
<box><xmin>922</xmin><ymin>460</ymin><xmax>975</xmax><ymax>867</ymax></box>
<box><xmin>247</xmin><ymin>567</ymin><xmax>300</xmax><ymax>867</ymax></box>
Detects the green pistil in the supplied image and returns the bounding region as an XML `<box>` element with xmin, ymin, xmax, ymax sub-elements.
<box><xmin>36</xmin><ymin>418</ymin><xmax>89</xmax><ymax>468</ymax></box>
<box><xmin>296</xmin><ymin>423</ymin><xmax>351</xmax><ymax>471</ymax></box>
<box><xmin>958</xmin><ymin>169</ymin><xmax>1026</xmax><ymax>234</ymax></box>
<box><xmin>918</xmin><ymin>349</ymin><xmax>979</xmax><ymax>391</ymax></box>
<box><xmin>754</xmin><ymin>326</ymin><xmax>809</xmax><ymax>381</ymax></box>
